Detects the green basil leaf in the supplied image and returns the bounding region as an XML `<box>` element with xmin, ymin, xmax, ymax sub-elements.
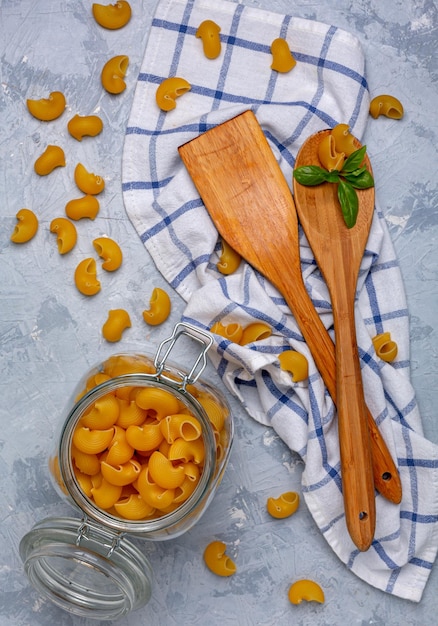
<box><xmin>337</xmin><ymin>179</ymin><xmax>359</xmax><ymax>228</ymax></box>
<box><xmin>341</xmin><ymin>145</ymin><xmax>367</xmax><ymax>173</ymax></box>
<box><xmin>343</xmin><ymin>170</ymin><xmax>374</xmax><ymax>189</ymax></box>
<box><xmin>344</xmin><ymin>166</ymin><xmax>367</xmax><ymax>177</ymax></box>
<box><xmin>293</xmin><ymin>165</ymin><xmax>329</xmax><ymax>186</ymax></box>
<box><xmin>325</xmin><ymin>170</ymin><xmax>341</xmax><ymax>183</ymax></box>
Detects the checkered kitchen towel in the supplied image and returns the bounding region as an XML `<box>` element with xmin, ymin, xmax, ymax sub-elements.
<box><xmin>122</xmin><ymin>0</ymin><xmax>438</xmax><ymax>601</ymax></box>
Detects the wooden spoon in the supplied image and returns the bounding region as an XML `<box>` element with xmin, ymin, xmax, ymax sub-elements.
<box><xmin>178</xmin><ymin>111</ymin><xmax>400</xmax><ymax>542</ymax></box>
<box><xmin>293</xmin><ymin>129</ymin><xmax>377</xmax><ymax>550</ymax></box>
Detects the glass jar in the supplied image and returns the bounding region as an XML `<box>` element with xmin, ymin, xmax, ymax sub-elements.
<box><xmin>19</xmin><ymin>323</ymin><xmax>233</xmax><ymax>621</ymax></box>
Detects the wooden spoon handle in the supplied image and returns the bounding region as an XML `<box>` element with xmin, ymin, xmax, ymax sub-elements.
<box><xmin>280</xmin><ymin>274</ymin><xmax>401</xmax><ymax>504</ymax></box>
<box><xmin>332</xmin><ymin>289</ymin><xmax>376</xmax><ymax>551</ymax></box>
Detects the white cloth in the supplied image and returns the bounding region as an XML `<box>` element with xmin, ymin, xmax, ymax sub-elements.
<box><xmin>122</xmin><ymin>0</ymin><xmax>438</xmax><ymax>601</ymax></box>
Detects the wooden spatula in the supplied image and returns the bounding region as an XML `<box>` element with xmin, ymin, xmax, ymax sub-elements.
<box><xmin>178</xmin><ymin>110</ymin><xmax>400</xmax><ymax>547</ymax></box>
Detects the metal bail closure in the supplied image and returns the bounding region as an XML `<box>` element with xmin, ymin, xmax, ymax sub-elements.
<box><xmin>19</xmin><ymin>516</ymin><xmax>153</xmax><ymax>621</ymax></box>
<box><xmin>154</xmin><ymin>322</ymin><xmax>213</xmax><ymax>390</ymax></box>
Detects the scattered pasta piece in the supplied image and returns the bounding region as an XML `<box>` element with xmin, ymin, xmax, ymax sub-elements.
<box><xmin>92</xmin><ymin>1</ymin><xmax>132</xmax><ymax>30</ymax></box>
<box><xmin>65</xmin><ymin>195</ymin><xmax>100</xmax><ymax>220</ymax></box>
<box><xmin>288</xmin><ymin>579</ymin><xmax>325</xmax><ymax>605</ymax></box>
<box><xmin>217</xmin><ymin>239</ymin><xmax>241</xmax><ymax>275</ymax></box>
<box><xmin>50</xmin><ymin>217</ymin><xmax>77</xmax><ymax>254</ymax></box>
<box><xmin>267</xmin><ymin>491</ymin><xmax>300</xmax><ymax>519</ymax></box>
<box><xmin>239</xmin><ymin>322</ymin><xmax>272</xmax><ymax>345</ymax></box>
<box><xmin>93</xmin><ymin>236</ymin><xmax>123</xmax><ymax>271</ymax></box>
<box><xmin>101</xmin><ymin>55</ymin><xmax>129</xmax><ymax>94</ymax></box>
<box><xmin>196</xmin><ymin>20</ymin><xmax>221</xmax><ymax>59</ymax></box>
<box><xmin>331</xmin><ymin>123</ymin><xmax>357</xmax><ymax>156</ymax></box>
<box><xmin>369</xmin><ymin>94</ymin><xmax>404</xmax><ymax>119</ymax></box>
<box><xmin>270</xmin><ymin>38</ymin><xmax>296</xmax><ymax>73</ymax></box>
<box><xmin>102</xmin><ymin>309</ymin><xmax>131</xmax><ymax>342</ymax></box>
<box><xmin>10</xmin><ymin>208</ymin><xmax>38</xmax><ymax>243</ymax></box>
<box><xmin>74</xmin><ymin>163</ymin><xmax>105</xmax><ymax>195</ymax></box>
<box><xmin>156</xmin><ymin>77</ymin><xmax>191</xmax><ymax>112</ymax></box>
<box><xmin>74</xmin><ymin>258</ymin><xmax>101</xmax><ymax>296</ymax></box>
<box><xmin>27</xmin><ymin>91</ymin><xmax>66</xmax><ymax>121</ymax></box>
<box><xmin>34</xmin><ymin>145</ymin><xmax>66</xmax><ymax>176</ymax></box>
<box><xmin>142</xmin><ymin>287</ymin><xmax>171</xmax><ymax>326</ymax></box>
<box><xmin>68</xmin><ymin>114</ymin><xmax>103</xmax><ymax>141</ymax></box>
<box><xmin>372</xmin><ymin>332</ymin><xmax>398</xmax><ymax>362</ymax></box>
<box><xmin>203</xmin><ymin>541</ymin><xmax>236</xmax><ymax>577</ymax></box>
<box><xmin>210</xmin><ymin>321</ymin><xmax>243</xmax><ymax>343</ymax></box>
<box><xmin>278</xmin><ymin>350</ymin><xmax>308</xmax><ymax>382</ymax></box>
<box><xmin>318</xmin><ymin>134</ymin><xmax>345</xmax><ymax>172</ymax></box>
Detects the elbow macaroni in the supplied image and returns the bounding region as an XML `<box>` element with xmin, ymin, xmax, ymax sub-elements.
<box><xmin>50</xmin><ymin>217</ymin><xmax>77</xmax><ymax>254</ymax></box>
<box><xmin>142</xmin><ymin>287</ymin><xmax>171</xmax><ymax>326</ymax></box>
<box><xmin>10</xmin><ymin>208</ymin><xmax>38</xmax><ymax>244</ymax></box>
<box><xmin>318</xmin><ymin>134</ymin><xmax>345</xmax><ymax>172</ymax></box>
<box><xmin>65</xmin><ymin>195</ymin><xmax>100</xmax><ymax>220</ymax></box>
<box><xmin>372</xmin><ymin>331</ymin><xmax>398</xmax><ymax>362</ymax></box>
<box><xmin>68</xmin><ymin>114</ymin><xmax>103</xmax><ymax>141</ymax></box>
<box><xmin>102</xmin><ymin>309</ymin><xmax>131</xmax><ymax>342</ymax></box>
<box><xmin>288</xmin><ymin>579</ymin><xmax>325</xmax><ymax>605</ymax></box>
<box><xmin>369</xmin><ymin>94</ymin><xmax>404</xmax><ymax>119</ymax></box>
<box><xmin>239</xmin><ymin>322</ymin><xmax>272</xmax><ymax>345</ymax></box>
<box><xmin>34</xmin><ymin>145</ymin><xmax>66</xmax><ymax>176</ymax></box>
<box><xmin>196</xmin><ymin>20</ymin><xmax>221</xmax><ymax>59</ymax></box>
<box><xmin>156</xmin><ymin>77</ymin><xmax>191</xmax><ymax>112</ymax></box>
<box><xmin>93</xmin><ymin>236</ymin><xmax>123</xmax><ymax>271</ymax></box>
<box><xmin>92</xmin><ymin>1</ymin><xmax>132</xmax><ymax>30</ymax></box>
<box><xmin>203</xmin><ymin>541</ymin><xmax>236</xmax><ymax>577</ymax></box>
<box><xmin>101</xmin><ymin>55</ymin><xmax>129</xmax><ymax>94</ymax></box>
<box><xmin>74</xmin><ymin>163</ymin><xmax>105</xmax><ymax>195</ymax></box>
<box><xmin>217</xmin><ymin>239</ymin><xmax>241</xmax><ymax>275</ymax></box>
<box><xmin>278</xmin><ymin>350</ymin><xmax>308</xmax><ymax>383</ymax></box>
<box><xmin>331</xmin><ymin>123</ymin><xmax>357</xmax><ymax>156</ymax></box>
<box><xmin>27</xmin><ymin>91</ymin><xmax>66</xmax><ymax>121</ymax></box>
<box><xmin>267</xmin><ymin>491</ymin><xmax>300</xmax><ymax>519</ymax></box>
<box><xmin>74</xmin><ymin>258</ymin><xmax>101</xmax><ymax>296</ymax></box>
<box><xmin>270</xmin><ymin>38</ymin><xmax>296</xmax><ymax>73</ymax></box>
<box><xmin>210</xmin><ymin>321</ymin><xmax>243</xmax><ymax>344</ymax></box>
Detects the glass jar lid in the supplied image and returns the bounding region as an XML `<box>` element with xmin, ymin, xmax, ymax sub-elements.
<box><xmin>19</xmin><ymin>516</ymin><xmax>153</xmax><ymax>621</ymax></box>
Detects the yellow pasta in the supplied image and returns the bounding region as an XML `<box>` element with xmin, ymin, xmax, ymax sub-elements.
<box><xmin>74</xmin><ymin>163</ymin><xmax>105</xmax><ymax>195</ymax></box>
<box><xmin>92</xmin><ymin>2</ymin><xmax>132</xmax><ymax>30</ymax></box>
<box><xmin>331</xmin><ymin>123</ymin><xmax>357</xmax><ymax>156</ymax></box>
<box><xmin>101</xmin><ymin>55</ymin><xmax>129</xmax><ymax>94</ymax></box>
<box><xmin>369</xmin><ymin>94</ymin><xmax>404</xmax><ymax>119</ymax></box>
<box><xmin>142</xmin><ymin>287</ymin><xmax>171</xmax><ymax>326</ymax></box>
<box><xmin>81</xmin><ymin>394</ymin><xmax>120</xmax><ymax>429</ymax></box>
<box><xmin>106</xmin><ymin>425</ymin><xmax>135</xmax><ymax>465</ymax></box>
<box><xmin>71</xmin><ymin>444</ymin><xmax>101</xmax><ymax>475</ymax></box>
<box><xmin>74</xmin><ymin>258</ymin><xmax>101</xmax><ymax>296</ymax></box>
<box><xmin>217</xmin><ymin>239</ymin><xmax>241</xmax><ymax>275</ymax></box>
<box><xmin>318</xmin><ymin>134</ymin><xmax>345</xmax><ymax>172</ymax></box>
<box><xmin>270</xmin><ymin>38</ymin><xmax>296</xmax><ymax>73</ymax></box>
<box><xmin>372</xmin><ymin>331</ymin><xmax>398</xmax><ymax>362</ymax></box>
<box><xmin>267</xmin><ymin>491</ymin><xmax>300</xmax><ymax>519</ymax></box>
<box><xmin>114</xmin><ymin>494</ymin><xmax>155</xmax><ymax>520</ymax></box>
<box><xmin>50</xmin><ymin>217</ymin><xmax>77</xmax><ymax>255</ymax></box>
<box><xmin>210</xmin><ymin>321</ymin><xmax>243</xmax><ymax>344</ymax></box>
<box><xmin>116</xmin><ymin>399</ymin><xmax>147</xmax><ymax>429</ymax></box>
<box><xmin>156</xmin><ymin>77</ymin><xmax>191</xmax><ymax>112</ymax></box>
<box><xmin>27</xmin><ymin>91</ymin><xmax>66</xmax><ymax>121</ymax></box>
<box><xmin>173</xmin><ymin>474</ymin><xmax>199</xmax><ymax>504</ymax></box>
<box><xmin>160</xmin><ymin>413</ymin><xmax>202</xmax><ymax>444</ymax></box>
<box><xmin>103</xmin><ymin>354</ymin><xmax>155</xmax><ymax>377</ymax></box>
<box><xmin>196</xmin><ymin>20</ymin><xmax>221</xmax><ymax>59</ymax></box>
<box><xmin>101</xmin><ymin>458</ymin><xmax>141</xmax><ymax>487</ymax></box>
<box><xmin>197</xmin><ymin>393</ymin><xmax>226</xmax><ymax>432</ymax></box>
<box><xmin>203</xmin><ymin>541</ymin><xmax>236</xmax><ymax>577</ymax></box>
<box><xmin>72</xmin><ymin>426</ymin><xmax>114</xmax><ymax>455</ymax></box>
<box><xmin>102</xmin><ymin>309</ymin><xmax>131</xmax><ymax>342</ymax></box>
<box><xmin>73</xmin><ymin>468</ymin><xmax>94</xmax><ymax>497</ymax></box>
<box><xmin>278</xmin><ymin>350</ymin><xmax>309</xmax><ymax>382</ymax></box>
<box><xmin>68</xmin><ymin>114</ymin><xmax>103</xmax><ymax>141</ymax></box>
<box><xmin>136</xmin><ymin>466</ymin><xmax>175</xmax><ymax>510</ymax></box>
<box><xmin>126</xmin><ymin>422</ymin><xmax>164</xmax><ymax>452</ymax></box>
<box><xmin>91</xmin><ymin>475</ymin><xmax>123</xmax><ymax>509</ymax></box>
<box><xmin>10</xmin><ymin>208</ymin><xmax>38</xmax><ymax>244</ymax></box>
<box><xmin>34</xmin><ymin>145</ymin><xmax>66</xmax><ymax>176</ymax></box>
<box><xmin>135</xmin><ymin>387</ymin><xmax>180</xmax><ymax>419</ymax></box>
<box><xmin>148</xmin><ymin>451</ymin><xmax>186</xmax><ymax>489</ymax></box>
<box><xmin>93</xmin><ymin>236</ymin><xmax>123</xmax><ymax>271</ymax></box>
<box><xmin>65</xmin><ymin>195</ymin><xmax>100</xmax><ymax>220</ymax></box>
<box><xmin>239</xmin><ymin>322</ymin><xmax>272</xmax><ymax>345</ymax></box>
<box><xmin>288</xmin><ymin>579</ymin><xmax>325</xmax><ymax>605</ymax></box>
<box><xmin>168</xmin><ymin>437</ymin><xmax>205</xmax><ymax>465</ymax></box>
